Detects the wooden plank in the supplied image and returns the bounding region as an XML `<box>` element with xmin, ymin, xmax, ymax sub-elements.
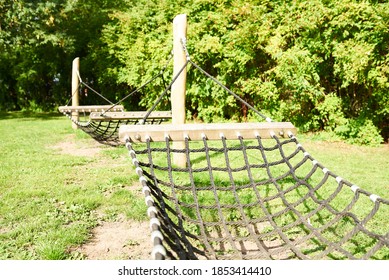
<box><xmin>119</xmin><ymin>122</ymin><xmax>297</xmax><ymax>143</ymax></box>
<box><xmin>172</xmin><ymin>14</ymin><xmax>188</xmax><ymax>167</ymax></box>
<box><xmin>58</xmin><ymin>105</ymin><xmax>124</xmax><ymax>113</ymax></box>
<box><xmin>89</xmin><ymin>111</ymin><xmax>172</xmax><ymax>121</ymax></box>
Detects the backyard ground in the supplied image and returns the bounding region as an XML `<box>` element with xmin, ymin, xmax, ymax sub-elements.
<box><xmin>51</xmin><ymin>134</ymin><xmax>151</xmax><ymax>260</ymax></box>
<box><xmin>0</xmin><ymin>112</ymin><xmax>388</xmax><ymax>259</ymax></box>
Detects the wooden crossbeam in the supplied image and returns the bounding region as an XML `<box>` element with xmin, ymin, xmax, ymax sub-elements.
<box><xmin>90</xmin><ymin>111</ymin><xmax>172</xmax><ymax>121</ymax></box>
<box><xmin>119</xmin><ymin>122</ymin><xmax>297</xmax><ymax>143</ymax></box>
<box><xmin>58</xmin><ymin>105</ymin><xmax>124</xmax><ymax>113</ymax></box>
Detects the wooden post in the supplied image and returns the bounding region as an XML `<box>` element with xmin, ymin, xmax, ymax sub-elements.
<box><xmin>171</xmin><ymin>14</ymin><xmax>188</xmax><ymax>167</ymax></box>
<box><xmin>71</xmin><ymin>57</ymin><xmax>80</xmax><ymax>129</ymax></box>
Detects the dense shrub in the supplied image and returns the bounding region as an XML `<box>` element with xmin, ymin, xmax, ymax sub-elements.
<box><xmin>335</xmin><ymin>117</ymin><xmax>384</xmax><ymax>146</ymax></box>
<box><xmin>1</xmin><ymin>0</ymin><xmax>388</xmax><ymax>145</ymax></box>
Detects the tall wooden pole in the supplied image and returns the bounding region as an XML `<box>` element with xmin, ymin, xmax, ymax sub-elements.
<box><xmin>172</xmin><ymin>14</ymin><xmax>188</xmax><ymax>167</ymax></box>
<box><xmin>71</xmin><ymin>57</ymin><xmax>80</xmax><ymax>129</ymax></box>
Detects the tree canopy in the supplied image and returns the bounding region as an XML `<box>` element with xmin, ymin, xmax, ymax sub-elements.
<box><xmin>1</xmin><ymin>0</ymin><xmax>388</xmax><ymax>144</ymax></box>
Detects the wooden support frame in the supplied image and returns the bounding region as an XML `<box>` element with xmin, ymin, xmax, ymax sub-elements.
<box><xmin>89</xmin><ymin>111</ymin><xmax>172</xmax><ymax>121</ymax></box>
<box><xmin>171</xmin><ymin>14</ymin><xmax>188</xmax><ymax>167</ymax></box>
<box><xmin>71</xmin><ymin>58</ymin><xmax>80</xmax><ymax>129</ymax></box>
<box><xmin>58</xmin><ymin>105</ymin><xmax>124</xmax><ymax>113</ymax></box>
<box><xmin>119</xmin><ymin>122</ymin><xmax>297</xmax><ymax>143</ymax></box>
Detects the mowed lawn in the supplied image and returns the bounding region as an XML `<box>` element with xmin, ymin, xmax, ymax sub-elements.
<box><xmin>0</xmin><ymin>112</ymin><xmax>388</xmax><ymax>259</ymax></box>
<box><xmin>0</xmin><ymin>112</ymin><xmax>145</xmax><ymax>259</ymax></box>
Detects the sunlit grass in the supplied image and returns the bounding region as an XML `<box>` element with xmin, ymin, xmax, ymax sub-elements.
<box><xmin>131</xmin><ymin>132</ymin><xmax>389</xmax><ymax>259</ymax></box>
<box><xmin>0</xmin><ymin>112</ymin><xmax>142</xmax><ymax>259</ymax></box>
<box><xmin>0</xmin><ymin>112</ymin><xmax>388</xmax><ymax>259</ymax></box>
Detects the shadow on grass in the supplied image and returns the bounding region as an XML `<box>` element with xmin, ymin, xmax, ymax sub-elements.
<box><xmin>0</xmin><ymin>111</ymin><xmax>63</xmax><ymax>120</ymax></box>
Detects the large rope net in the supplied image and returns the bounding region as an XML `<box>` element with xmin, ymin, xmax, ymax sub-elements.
<box><xmin>125</xmin><ymin>133</ymin><xmax>389</xmax><ymax>260</ymax></box>
<box><xmin>123</xmin><ymin>41</ymin><xmax>389</xmax><ymax>260</ymax></box>
<box><xmin>62</xmin><ymin>111</ymin><xmax>166</xmax><ymax>146</ymax></box>
<box><xmin>59</xmin><ymin>55</ymin><xmax>174</xmax><ymax>146</ymax></box>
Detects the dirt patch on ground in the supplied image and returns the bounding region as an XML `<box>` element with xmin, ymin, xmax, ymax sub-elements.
<box><xmin>50</xmin><ymin>134</ymin><xmax>104</xmax><ymax>157</ymax></box>
<box><xmin>52</xmin><ymin>135</ymin><xmax>152</xmax><ymax>259</ymax></box>
<box><xmin>77</xmin><ymin>219</ymin><xmax>152</xmax><ymax>260</ymax></box>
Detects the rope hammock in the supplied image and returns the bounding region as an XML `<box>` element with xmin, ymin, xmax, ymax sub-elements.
<box><xmin>58</xmin><ymin>55</ymin><xmax>174</xmax><ymax>145</ymax></box>
<box><xmin>124</xmin><ymin>131</ymin><xmax>389</xmax><ymax>260</ymax></box>
<box><xmin>120</xmin><ymin>42</ymin><xmax>389</xmax><ymax>260</ymax></box>
<box><xmin>60</xmin><ymin>106</ymin><xmax>171</xmax><ymax>146</ymax></box>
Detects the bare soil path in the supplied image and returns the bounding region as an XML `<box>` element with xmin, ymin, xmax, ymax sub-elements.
<box><xmin>51</xmin><ymin>135</ymin><xmax>152</xmax><ymax>260</ymax></box>
<box><xmin>77</xmin><ymin>218</ymin><xmax>151</xmax><ymax>260</ymax></box>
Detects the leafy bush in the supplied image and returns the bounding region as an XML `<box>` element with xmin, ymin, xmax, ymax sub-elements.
<box><xmin>335</xmin><ymin>117</ymin><xmax>384</xmax><ymax>146</ymax></box>
<box><xmin>1</xmin><ymin>0</ymin><xmax>388</xmax><ymax>144</ymax></box>
<box><xmin>315</xmin><ymin>93</ymin><xmax>348</xmax><ymax>132</ymax></box>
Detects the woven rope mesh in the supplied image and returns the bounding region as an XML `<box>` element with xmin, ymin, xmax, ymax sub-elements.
<box><xmin>62</xmin><ymin>112</ymin><xmax>167</xmax><ymax>146</ymax></box>
<box><xmin>60</xmin><ymin>55</ymin><xmax>173</xmax><ymax>146</ymax></box>
<box><xmin>126</xmin><ymin>133</ymin><xmax>389</xmax><ymax>260</ymax></box>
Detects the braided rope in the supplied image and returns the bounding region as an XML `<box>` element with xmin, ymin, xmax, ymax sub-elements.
<box><xmin>126</xmin><ymin>132</ymin><xmax>389</xmax><ymax>260</ymax></box>
<box><xmin>120</xmin><ymin>41</ymin><xmax>388</xmax><ymax>259</ymax></box>
<box><xmin>61</xmin><ymin>110</ymin><xmax>168</xmax><ymax>146</ymax></box>
<box><xmin>60</xmin><ymin>53</ymin><xmax>175</xmax><ymax>145</ymax></box>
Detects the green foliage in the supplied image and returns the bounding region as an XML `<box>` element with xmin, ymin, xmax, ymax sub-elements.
<box><xmin>98</xmin><ymin>0</ymin><xmax>388</xmax><ymax>144</ymax></box>
<box><xmin>335</xmin><ymin>117</ymin><xmax>384</xmax><ymax>146</ymax></box>
<box><xmin>1</xmin><ymin>0</ymin><xmax>388</xmax><ymax>144</ymax></box>
<box><xmin>316</xmin><ymin>93</ymin><xmax>348</xmax><ymax>132</ymax></box>
<box><xmin>0</xmin><ymin>0</ymin><xmax>129</xmax><ymax>111</ymax></box>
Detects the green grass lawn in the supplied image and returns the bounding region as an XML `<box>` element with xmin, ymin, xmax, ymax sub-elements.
<box><xmin>0</xmin><ymin>112</ymin><xmax>145</xmax><ymax>259</ymax></box>
<box><xmin>0</xmin><ymin>112</ymin><xmax>388</xmax><ymax>259</ymax></box>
